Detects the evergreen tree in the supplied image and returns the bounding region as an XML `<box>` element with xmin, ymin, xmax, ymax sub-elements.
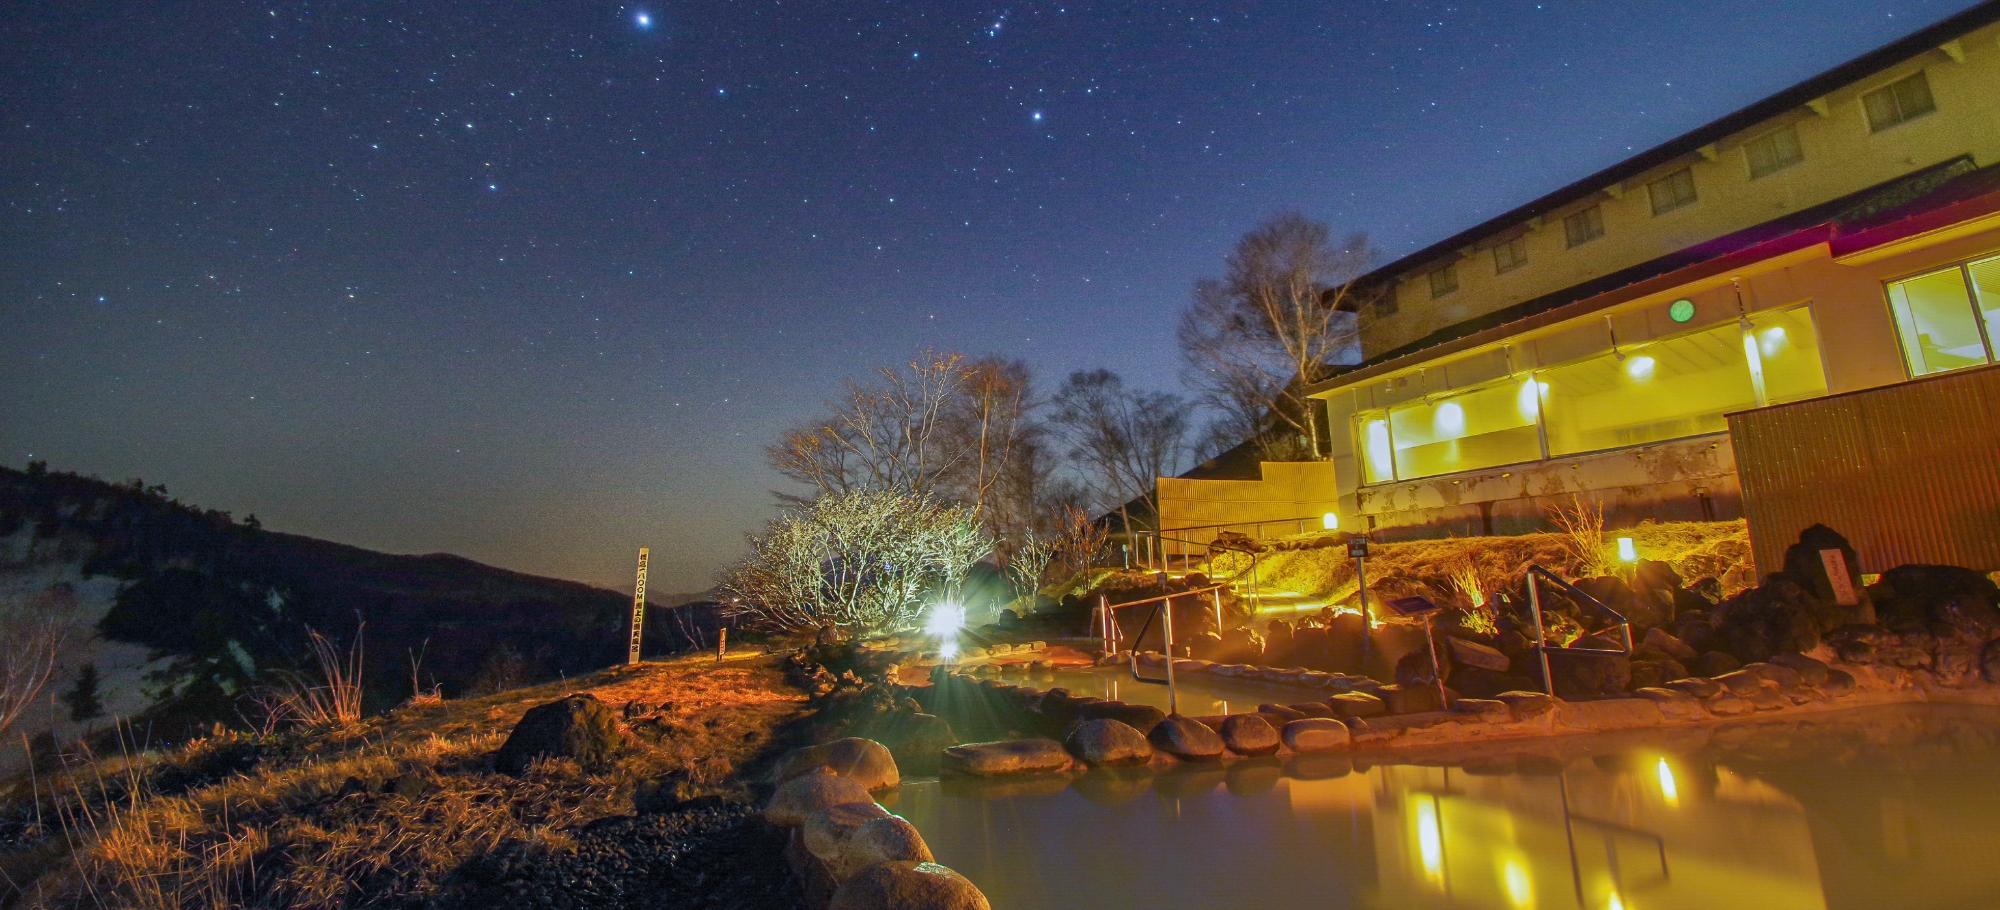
<box><xmin>63</xmin><ymin>663</ymin><xmax>104</xmax><ymax>725</ymax></box>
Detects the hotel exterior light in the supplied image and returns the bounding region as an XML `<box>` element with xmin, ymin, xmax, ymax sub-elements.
<box><xmin>1321</xmin><ymin>512</ymin><xmax>1339</xmax><ymax>531</ymax></box>
<box><xmin>1617</xmin><ymin>537</ymin><xmax>1638</xmax><ymax>563</ymax></box>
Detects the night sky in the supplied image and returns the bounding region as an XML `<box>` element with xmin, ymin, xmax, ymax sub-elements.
<box><xmin>3</xmin><ymin>1</ymin><xmax>1983</xmax><ymax>594</ymax></box>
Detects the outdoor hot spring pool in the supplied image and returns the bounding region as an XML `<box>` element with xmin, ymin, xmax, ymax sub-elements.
<box><xmin>885</xmin><ymin>705</ymin><xmax>2000</xmax><ymax>910</ymax></box>
<box><xmin>1032</xmin><ymin>667</ymin><xmax>1331</xmax><ymax>716</ymax></box>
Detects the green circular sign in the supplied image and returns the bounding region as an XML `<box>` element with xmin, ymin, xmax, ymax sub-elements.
<box><xmin>1668</xmin><ymin>298</ymin><xmax>1697</xmax><ymax>323</ymax></box>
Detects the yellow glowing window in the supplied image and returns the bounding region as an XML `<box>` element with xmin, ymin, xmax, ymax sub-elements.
<box><xmin>1753</xmin><ymin>305</ymin><xmax>1829</xmax><ymax>404</ymax></box>
<box><xmin>1357</xmin><ymin>411</ymin><xmax>1396</xmax><ymax>483</ymax></box>
<box><xmin>1887</xmin><ymin>264</ymin><xmax>1995</xmax><ymax>377</ymax></box>
<box><xmin>1969</xmin><ymin>255</ymin><xmax>2000</xmax><ymax>359</ymax></box>
<box><xmin>1540</xmin><ymin>320</ymin><xmax>1757</xmax><ymax>457</ymax></box>
<box><xmin>1386</xmin><ymin>377</ymin><xmax>1542</xmax><ymax>479</ymax></box>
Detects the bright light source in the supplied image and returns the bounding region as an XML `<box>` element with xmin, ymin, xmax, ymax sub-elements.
<box><xmin>1624</xmin><ymin>354</ymin><xmax>1656</xmax><ymax>380</ymax></box>
<box><xmin>1656</xmin><ymin>756</ymin><xmax>1679</xmax><ymax>807</ymax></box>
<box><xmin>1321</xmin><ymin>512</ymin><xmax>1339</xmax><ymax>531</ymax></box>
<box><xmin>1502</xmin><ymin>858</ymin><xmax>1533</xmax><ymax>908</ymax></box>
<box><xmin>1617</xmin><ymin>537</ymin><xmax>1638</xmax><ymax>563</ymax></box>
<box><xmin>1516</xmin><ymin>376</ymin><xmax>1546</xmax><ymax>420</ymax></box>
<box><xmin>1434</xmin><ymin>401</ymin><xmax>1465</xmax><ymax>437</ymax></box>
<box><xmin>1364</xmin><ymin>419</ymin><xmax>1394</xmax><ymax>479</ymax></box>
<box><xmin>939</xmin><ymin>640</ymin><xmax>959</xmax><ymax>662</ymax></box>
<box><xmin>925</xmin><ymin>602</ymin><xmax>965</xmax><ymax>639</ymax></box>
<box><xmin>1607</xmin><ymin>891</ymin><xmax>1627</xmax><ymax>910</ymax></box>
<box><xmin>1760</xmin><ymin>325</ymin><xmax>1789</xmax><ymax>356</ymax></box>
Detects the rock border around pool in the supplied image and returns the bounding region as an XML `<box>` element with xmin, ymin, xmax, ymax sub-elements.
<box><xmin>765</xmin><ymin>738</ymin><xmax>991</xmax><ymax>910</ymax></box>
<box><xmin>910</xmin><ymin>649</ymin><xmax>2000</xmax><ymax>777</ymax></box>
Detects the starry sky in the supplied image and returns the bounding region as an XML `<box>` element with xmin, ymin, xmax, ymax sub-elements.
<box><xmin>2</xmin><ymin>0</ymin><xmax>1984</xmax><ymax>594</ymax></box>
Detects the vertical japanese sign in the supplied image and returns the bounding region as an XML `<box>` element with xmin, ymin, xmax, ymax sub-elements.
<box><xmin>627</xmin><ymin>547</ymin><xmax>650</xmax><ymax>665</ymax></box>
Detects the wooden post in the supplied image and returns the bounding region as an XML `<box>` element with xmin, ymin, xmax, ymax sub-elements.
<box><xmin>715</xmin><ymin>627</ymin><xmax>727</xmax><ymax>664</ymax></box>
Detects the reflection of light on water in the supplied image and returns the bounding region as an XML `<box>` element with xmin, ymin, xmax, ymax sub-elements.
<box><xmin>1606</xmin><ymin>890</ymin><xmax>1627</xmax><ymax>910</ymax></box>
<box><xmin>1413</xmin><ymin>797</ymin><xmax>1444</xmax><ymax>885</ymax></box>
<box><xmin>1501</xmin><ymin>858</ymin><xmax>1533</xmax><ymax>908</ymax></box>
<box><xmin>1657</xmin><ymin>757</ymin><xmax>1679</xmax><ymax>807</ymax></box>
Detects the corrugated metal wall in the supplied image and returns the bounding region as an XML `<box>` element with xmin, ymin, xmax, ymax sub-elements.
<box><xmin>1728</xmin><ymin>364</ymin><xmax>2000</xmax><ymax>575</ymax></box>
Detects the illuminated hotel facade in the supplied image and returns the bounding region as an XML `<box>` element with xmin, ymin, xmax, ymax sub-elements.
<box><xmin>1161</xmin><ymin>4</ymin><xmax>2000</xmax><ymax>548</ymax></box>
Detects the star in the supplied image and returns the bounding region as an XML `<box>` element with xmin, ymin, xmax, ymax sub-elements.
<box><xmin>1031</xmin><ymin>111</ymin><xmax>1044</xmax><ymax>123</ymax></box>
<box><xmin>634</xmin><ymin>11</ymin><xmax>653</xmax><ymax>30</ymax></box>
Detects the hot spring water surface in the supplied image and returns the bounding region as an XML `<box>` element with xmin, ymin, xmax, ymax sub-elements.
<box><xmin>888</xmin><ymin>705</ymin><xmax>2000</xmax><ymax>909</ymax></box>
<box><xmin>1035</xmin><ymin>667</ymin><xmax>1330</xmax><ymax>716</ymax></box>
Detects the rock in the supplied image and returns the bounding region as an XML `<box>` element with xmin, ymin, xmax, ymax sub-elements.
<box><xmin>494</xmin><ymin>694</ymin><xmax>626</xmax><ymax>775</ymax></box>
<box><xmin>1632</xmin><ymin>687</ymin><xmax>1707</xmax><ymax>721</ymax></box>
<box><xmin>1257</xmin><ymin>703</ymin><xmax>1307</xmax><ymax>722</ymax></box>
<box><xmin>1328</xmin><ymin>692</ymin><xmax>1387</xmax><ymax>719</ymax></box>
<box><xmin>1767</xmin><ymin>653</ymin><xmax>1831</xmax><ymax>686</ymax></box>
<box><xmin>940</xmin><ymin>739</ymin><xmax>1073</xmax><ymax>776</ymax></box>
<box><xmin>1745</xmin><ymin>687</ymin><xmax>1788</xmax><ymax>711</ymax></box>
<box><xmin>1711</xmin><ymin>576</ymin><xmax>1824</xmax><ymax>662</ymax></box>
<box><xmin>1741</xmin><ymin>662</ymin><xmax>1804</xmax><ymax>691</ymax></box>
<box><xmin>1641</xmin><ymin>627</ymin><xmax>1698</xmax><ymax>661</ymax></box>
<box><xmin>1450</xmin><ymin>698</ymin><xmax>1512</xmax><ymax>723</ymax></box>
<box><xmin>1378</xmin><ymin>683</ymin><xmax>1444</xmax><ymax>715</ymax></box>
<box><xmin>834</xmin><ymin>816</ymin><xmax>934</xmax><ymax>881</ymax></box>
<box><xmin>634</xmin><ymin>771</ymin><xmax>699</xmax><ymax>813</ymax></box>
<box><xmin>1664</xmin><ymin>677</ymin><xmax>1722</xmax><ymax>698</ymax></box>
<box><xmin>1781</xmin><ymin>524</ymin><xmax>1874</xmax><ymax>626</ymax></box>
<box><xmin>1869</xmin><ymin>564</ymin><xmax>2000</xmax><ymax>631</ymax></box>
<box><xmin>804</xmin><ymin>801</ymin><xmax>893</xmax><ymax>863</ymax></box>
<box><xmin>1821</xmin><ymin>667</ymin><xmax>1857</xmax><ymax>697</ymax></box>
<box><xmin>776</xmin><ymin>738</ymin><xmax>901</xmax><ymax>793</ymax></box>
<box><xmin>1287</xmin><ymin>702</ymin><xmax>1336</xmax><ymax>719</ymax></box>
<box><xmin>1062</xmin><ymin>719</ymin><xmax>1153</xmax><ymax>766</ymax></box>
<box><xmin>829</xmin><ymin>861</ymin><xmax>990</xmax><ymax>910</ymax></box>
<box><xmin>1148</xmin><ymin>714</ymin><xmax>1226</xmax><ymax>761</ymax></box>
<box><xmin>1691</xmin><ymin>651</ymin><xmax>1742</xmax><ymax>677</ymax></box>
<box><xmin>1449</xmin><ymin>666</ymin><xmax>1536</xmax><ymax>699</ymax></box>
<box><xmin>882</xmin><ymin>714</ymin><xmax>958</xmax><ymax>773</ymax></box>
<box><xmin>1281</xmin><ymin>718</ymin><xmax>1351</xmax><ymax>752</ymax></box>
<box><xmin>1713</xmin><ymin>670</ymin><xmax>1769</xmax><ymax>696</ymax></box>
<box><xmin>1546</xmin><ymin>650</ymin><xmax>1631</xmax><ymax>699</ymax></box>
<box><xmin>766</xmin><ymin>768</ymin><xmax>877</xmax><ymax>827</ymax></box>
<box><xmin>1705</xmin><ymin>693</ymin><xmax>1755</xmax><ymax>716</ymax></box>
<box><xmin>1629</xmin><ymin>659</ymin><xmax>1688</xmax><ymax>691</ymax></box>
<box><xmin>1219</xmin><ymin>714</ymin><xmax>1280</xmax><ymax>756</ymax></box>
<box><xmin>1983</xmin><ymin>640</ymin><xmax>2000</xmax><ymax>684</ymax></box>
<box><xmin>1496</xmin><ymin>691</ymin><xmax>1556</xmax><ymax>721</ymax></box>
<box><xmin>1076</xmin><ymin>700</ymin><xmax>1168</xmax><ymax>731</ymax></box>
<box><xmin>1444</xmin><ymin>636</ymin><xmax>1511</xmax><ymax>673</ymax></box>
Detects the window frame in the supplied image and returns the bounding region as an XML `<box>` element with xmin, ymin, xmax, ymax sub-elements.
<box><xmin>1880</xmin><ymin>254</ymin><xmax>2000</xmax><ymax>379</ymax></box>
<box><xmin>1647</xmin><ymin>167</ymin><xmax>1698</xmax><ymax>215</ymax></box>
<box><xmin>1564</xmin><ymin>205</ymin><xmax>1605</xmax><ymax>248</ymax></box>
<box><xmin>1744</xmin><ymin>124</ymin><xmax>1805</xmax><ymax>179</ymax></box>
<box><xmin>1492</xmin><ymin>235</ymin><xmax>1528</xmax><ymax>274</ymax></box>
<box><xmin>1427</xmin><ymin>262</ymin><xmax>1459</xmax><ymax>299</ymax></box>
<box><xmin>1862</xmin><ymin>70</ymin><xmax>1937</xmax><ymax>133</ymax></box>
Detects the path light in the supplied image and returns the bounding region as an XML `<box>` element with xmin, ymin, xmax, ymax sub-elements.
<box><xmin>1617</xmin><ymin>537</ymin><xmax>1638</xmax><ymax>563</ymax></box>
<box><xmin>926</xmin><ymin>602</ymin><xmax>965</xmax><ymax>639</ymax></box>
<box><xmin>1321</xmin><ymin>511</ymin><xmax>1339</xmax><ymax>531</ymax></box>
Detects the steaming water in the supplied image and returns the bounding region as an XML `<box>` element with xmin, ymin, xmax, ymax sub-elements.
<box><xmin>889</xmin><ymin>705</ymin><xmax>2000</xmax><ymax>909</ymax></box>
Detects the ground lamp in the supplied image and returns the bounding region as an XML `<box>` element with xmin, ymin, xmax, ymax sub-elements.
<box><xmin>928</xmin><ymin>602</ymin><xmax>965</xmax><ymax>662</ymax></box>
<box><xmin>1321</xmin><ymin>512</ymin><xmax>1339</xmax><ymax>531</ymax></box>
<box><xmin>1616</xmin><ymin>536</ymin><xmax>1638</xmax><ymax>563</ymax></box>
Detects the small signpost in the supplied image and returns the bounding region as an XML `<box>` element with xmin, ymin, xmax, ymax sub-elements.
<box><xmin>1819</xmin><ymin>549</ymin><xmax>1858</xmax><ymax>606</ymax></box>
<box><xmin>1387</xmin><ymin>594</ymin><xmax>1449</xmax><ymax>708</ymax></box>
<box><xmin>715</xmin><ymin>627</ymin><xmax>728</xmax><ymax>664</ymax></box>
<box><xmin>626</xmin><ymin>547</ymin><xmax>649</xmax><ymax>665</ymax></box>
<box><xmin>1349</xmin><ymin>535</ymin><xmax>1372</xmax><ymax>659</ymax></box>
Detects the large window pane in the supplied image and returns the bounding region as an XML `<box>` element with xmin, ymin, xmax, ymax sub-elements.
<box><xmin>1385</xmin><ymin>378</ymin><xmax>1542</xmax><ymax>479</ymax></box>
<box><xmin>1356</xmin><ymin>411</ymin><xmax>1396</xmax><ymax>483</ymax></box>
<box><xmin>1542</xmin><ymin>321</ymin><xmax>1756</xmax><ymax>456</ymax></box>
<box><xmin>1969</xmin><ymin>255</ymin><xmax>2000</xmax><ymax>357</ymax></box>
<box><xmin>1887</xmin><ymin>267</ymin><xmax>1989</xmax><ymax>376</ymax></box>
<box><xmin>1753</xmin><ymin>306</ymin><xmax>1830</xmax><ymax>404</ymax></box>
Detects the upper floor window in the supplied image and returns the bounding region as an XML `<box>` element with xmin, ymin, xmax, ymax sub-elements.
<box><xmin>1648</xmin><ymin>168</ymin><xmax>1698</xmax><ymax>215</ymax></box>
<box><xmin>1492</xmin><ymin>235</ymin><xmax>1528</xmax><ymax>274</ymax></box>
<box><xmin>1863</xmin><ymin>71</ymin><xmax>1936</xmax><ymax>132</ymax></box>
<box><xmin>1885</xmin><ymin>254</ymin><xmax>1999</xmax><ymax>377</ymax></box>
<box><xmin>1428</xmin><ymin>263</ymin><xmax>1458</xmax><ymax>298</ymax></box>
<box><xmin>1744</xmin><ymin>125</ymin><xmax>1804</xmax><ymax>179</ymax></box>
<box><xmin>1376</xmin><ymin>291</ymin><xmax>1399</xmax><ymax>316</ymax></box>
<box><xmin>1564</xmin><ymin>205</ymin><xmax>1605</xmax><ymax>248</ymax></box>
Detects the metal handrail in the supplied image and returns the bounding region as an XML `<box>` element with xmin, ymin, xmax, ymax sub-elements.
<box><xmin>1097</xmin><ymin>583</ymin><xmax>1231</xmax><ymax>716</ymax></box>
<box><xmin>1525</xmin><ymin>564</ymin><xmax>1633</xmax><ymax>696</ymax></box>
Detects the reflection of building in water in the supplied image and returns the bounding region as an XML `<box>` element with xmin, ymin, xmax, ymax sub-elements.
<box><xmin>1358</xmin><ymin>761</ymin><xmax>1827</xmax><ymax>909</ymax></box>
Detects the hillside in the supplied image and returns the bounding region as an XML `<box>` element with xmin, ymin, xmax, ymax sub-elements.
<box><xmin>0</xmin><ymin>464</ymin><xmax>703</xmax><ymax>746</ymax></box>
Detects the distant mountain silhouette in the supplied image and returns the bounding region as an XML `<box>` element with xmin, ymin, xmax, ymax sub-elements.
<box><xmin>0</xmin><ymin>463</ymin><xmax>702</xmax><ymax>735</ymax></box>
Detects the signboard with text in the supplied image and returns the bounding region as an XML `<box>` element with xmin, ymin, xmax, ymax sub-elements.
<box><xmin>627</xmin><ymin>547</ymin><xmax>650</xmax><ymax>665</ymax></box>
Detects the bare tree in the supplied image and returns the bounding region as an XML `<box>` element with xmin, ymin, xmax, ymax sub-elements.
<box><xmin>721</xmin><ymin>490</ymin><xmax>989</xmax><ymax>637</ymax></box>
<box><xmin>0</xmin><ymin>586</ymin><xmax>85</xmax><ymax>741</ymax></box>
<box><xmin>1048</xmin><ymin>369</ymin><xmax>1190</xmax><ymax>523</ymax></box>
<box><xmin>1005</xmin><ymin>530</ymin><xmax>1056</xmax><ymax>606</ymax></box>
<box><xmin>1049</xmin><ymin>504</ymin><xmax>1112</xmax><ymax>583</ymax></box>
<box><xmin>1180</xmin><ymin>211</ymin><xmax>1376</xmax><ymax>459</ymax></box>
<box><xmin>766</xmin><ymin>350</ymin><xmax>1048</xmax><ymax>550</ymax></box>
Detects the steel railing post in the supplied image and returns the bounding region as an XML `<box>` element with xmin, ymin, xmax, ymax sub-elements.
<box><xmin>1529</xmin><ymin>570</ymin><xmax>1554</xmax><ymax>696</ymax></box>
<box><xmin>1161</xmin><ymin>594</ymin><xmax>1179</xmax><ymax>716</ymax></box>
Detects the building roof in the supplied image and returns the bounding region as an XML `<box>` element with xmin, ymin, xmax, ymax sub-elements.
<box><xmin>1356</xmin><ymin>1</ymin><xmax>2000</xmax><ymax>285</ymax></box>
<box><xmin>1307</xmin><ymin>155</ymin><xmax>2000</xmax><ymax>396</ymax></box>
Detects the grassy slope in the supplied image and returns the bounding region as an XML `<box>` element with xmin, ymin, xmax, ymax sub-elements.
<box><xmin>1</xmin><ymin>654</ymin><xmax>808</xmax><ymax>909</ymax></box>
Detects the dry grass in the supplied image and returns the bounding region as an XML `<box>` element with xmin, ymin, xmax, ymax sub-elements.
<box><xmin>1</xmin><ymin>653</ymin><xmax>808</xmax><ymax>909</ymax></box>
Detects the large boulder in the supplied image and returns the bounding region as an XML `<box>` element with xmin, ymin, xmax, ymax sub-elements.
<box><xmin>1546</xmin><ymin>650</ymin><xmax>1631</xmax><ymax>699</ymax></box>
<box><xmin>1076</xmin><ymin>700</ymin><xmax>1168</xmax><ymax>731</ymax></box>
<box><xmin>1641</xmin><ymin>627</ymin><xmax>1697</xmax><ymax>661</ymax></box>
<box><xmin>1496</xmin><ymin>690</ymin><xmax>1556</xmax><ymax>721</ymax></box>
<box><xmin>766</xmin><ymin>768</ymin><xmax>877</xmax><ymax>827</ymax></box>
<box><xmin>1218</xmin><ymin>714</ymin><xmax>1280</xmax><ymax>756</ymax></box>
<box><xmin>1781</xmin><ymin>524</ymin><xmax>1873</xmax><ymax>626</ymax></box>
<box><xmin>1063</xmin><ymin>719</ymin><xmax>1153</xmax><ymax>766</ymax></box>
<box><xmin>941</xmin><ymin>739</ymin><xmax>1074</xmax><ymax>776</ymax></box>
<box><xmin>1281</xmin><ymin>718</ymin><xmax>1351</xmax><ymax>753</ymax></box>
<box><xmin>494</xmin><ymin>694</ymin><xmax>626</xmax><ymax>775</ymax></box>
<box><xmin>1148</xmin><ymin>714</ymin><xmax>1226</xmax><ymax>761</ymax></box>
<box><xmin>1327</xmin><ymin>692</ymin><xmax>1387</xmax><ymax>720</ymax></box>
<box><xmin>1711</xmin><ymin>576</ymin><xmax>1823</xmax><ymax>663</ymax></box>
<box><xmin>880</xmin><ymin>714</ymin><xmax>957</xmax><ymax>774</ymax></box>
<box><xmin>776</xmin><ymin>738</ymin><xmax>901</xmax><ymax>793</ymax></box>
<box><xmin>829</xmin><ymin>861</ymin><xmax>990</xmax><ymax>910</ymax></box>
<box><xmin>1377</xmin><ymin>683</ymin><xmax>1444</xmax><ymax>715</ymax></box>
<box><xmin>1868</xmin><ymin>564</ymin><xmax>2000</xmax><ymax>632</ymax></box>
<box><xmin>1445</xmin><ymin>636</ymin><xmax>1511</xmax><ymax>673</ymax></box>
<box><xmin>833</xmin><ymin>815</ymin><xmax>935</xmax><ymax>881</ymax></box>
<box><xmin>804</xmin><ymin>800</ymin><xmax>893</xmax><ymax>862</ymax></box>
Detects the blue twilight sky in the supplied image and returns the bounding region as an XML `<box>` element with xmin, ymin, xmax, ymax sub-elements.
<box><xmin>1</xmin><ymin>1</ymin><xmax>1985</xmax><ymax>592</ymax></box>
